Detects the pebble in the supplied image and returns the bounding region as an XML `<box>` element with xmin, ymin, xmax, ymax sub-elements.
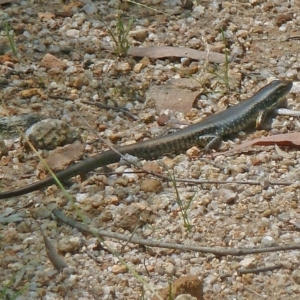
<box><xmin>22</xmin><ymin>119</ymin><xmax>81</xmax><ymax>150</ymax></box>
<box><xmin>57</xmin><ymin>237</ymin><xmax>82</xmax><ymax>254</ymax></box>
<box><xmin>111</xmin><ymin>265</ymin><xmax>127</xmax><ymax>274</ymax></box>
<box><xmin>261</xmin><ymin>236</ymin><xmax>276</xmax><ymax>247</ymax></box>
<box><xmin>0</xmin><ymin>136</ymin><xmax>8</xmax><ymax>157</ymax></box>
<box><xmin>40</xmin><ymin>53</ymin><xmax>67</xmax><ymax>70</ymax></box>
<box><xmin>129</xmin><ymin>29</ymin><xmax>148</xmax><ymax>41</ymax></box>
<box><xmin>140</xmin><ymin>179</ymin><xmax>163</xmax><ymax>193</ymax></box>
<box><xmin>115</xmin><ymin>62</ymin><xmax>131</xmax><ymax>71</ymax></box>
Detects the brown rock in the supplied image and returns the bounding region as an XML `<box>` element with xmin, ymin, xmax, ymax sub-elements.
<box><xmin>186</xmin><ymin>146</ymin><xmax>200</xmax><ymax>157</ymax></box>
<box><xmin>133</xmin><ymin>62</ymin><xmax>144</xmax><ymax>73</ymax></box>
<box><xmin>0</xmin><ymin>136</ymin><xmax>8</xmax><ymax>157</ymax></box>
<box><xmin>275</xmin><ymin>13</ymin><xmax>293</xmax><ymax>26</ymax></box>
<box><xmin>157</xmin><ymin>114</ymin><xmax>170</xmax><ymax>126</ymax></box>
<box><xmin>140</xmin><ymin>179</ymin><xmax>163</xmax><ymax>193</ymax></box>
<box><xmin>71</xmin><ymin>74</ymin><xmax>90</xmax><ymax>89</ymax></box>
<box><xmin>142</xmin><ymin>162</ymin><xmax>163</xmax><ymax>174</ymax></box>
<box><xmin>129</xmin><ymin>29</ymin><xmax>148</xmax><ymax>41</ymax></box>
<box><xmin>19</xmin><ymin>88</ymin><xmax>47</xmax><ymax>99</ymax></box>
<box><xmin>152</xmin><ymin>275</ymin><xmax>203</xmax><ymax>300</ymax></box>
<box><xmin>113</xmin><ymin>203</ymin><xmax>156</xmax><ymax>231</ymax></box>
<box><xmin>112</xmin><ymin>265</ymin><xmax>127</xmax><ymax>274</ymax></box>
<box><xmin>252</xmin><ymin>26</ymin><xmax>264</xmax><ymax>34</ymax></box>
<box><xmin>40</xmin><ymin>53</ymin><xmax>67</xmax><ymax>70</ymax></box>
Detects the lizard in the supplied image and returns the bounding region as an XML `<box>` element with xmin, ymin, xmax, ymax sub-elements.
<box><xmin>0</xmin><ymin>79</ymin><xmax>293</xmax><ymax>199</ymax></box>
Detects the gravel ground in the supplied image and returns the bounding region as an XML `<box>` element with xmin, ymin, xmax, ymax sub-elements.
<box><xmin>1</xmin><ymin>0</ymin><xmax>300</xmax><ymax>299</ymax></box>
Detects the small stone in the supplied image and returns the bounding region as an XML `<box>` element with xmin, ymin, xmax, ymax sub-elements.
<box><xmin>286</xmin><ymin>69</ymin><xmax>297</xmax><ymax>79</ymax></box>
<box><xmin>58</xmin><ymin>237</ymin><xmax>82</xmax><ymax>254</ymax></box>
<box><xmin>292</xmin><ymin>270</ymin><xmax>300</xmax><ymax>284</ymax></box>
<box><xmin>133</xmin><ymin>62</ymin><xmax>144</xmax><ymax>73</ymax></box>
<box><xmin>186</xmin><ymin>146</ymin><xmax>200</xmax><ymax>157</ymax></box>
<box><xmin>30</xmin><ymin>206</ymin><xmax>51</xmax><ymax>219</ymax></box>
<box><xmin>162</xmin><ymin>157</ymin><xmax>176</xmax><ymax>169</ymax></box>
<box><xmin>115</xmin><ymin>62</ymin><xmax>131</xmax><ymax>71</ymax></box>
<box><xmin>71</xmin><ymin>74</ymin><xmax>90</xmax><ymax>89</ymax></box>
<box><xmin>16</xmin><ymin>221</ymin><xmax>31</xmax><ymax>233</ymax></box>
<box><xmin>0</xmin><ymin>136</ymin><xmax>8</xmax><ymax>157</ymax></box>
<box><xmin>181</xmin><ymin>0</ymin><xmax>193</xmax><ymax>9</ymax></box>
<box><xmin>22</xmin><ymin>119</ymin><xmax>81</xmax><ymax>150</ymax></box>
<box><xmin>140</xmin><ymin>179</ymin><xmax>163</xmax><ymax>193</ymax></box>
<box><xmin>164</xmin><ymin>262</ymin><xmax>176</xmax><ymax>276</ymax></box>
<box><xmin>261</xmin><ymin>236</ymin><xmax>276</xmax><ymax>247</ymax></box>
<box><xmin>157</xmin><ymin>114</ymin><xmax>170</xmax><ymax>126</ymax></box>
<box><xmin>222</xmin><ymin>189</ymin><xmax>238</xmax><ymax>204</ymax></box>
<box><xmin>152</xmin><ymin>275</ymin><xmax>203</xmax><ymax>300</ymax></box>
<box><xmin>40</xmin><ymin>53</ymin><xmax>67</xmax><ymax>70</ymax></box>
<box><xmin>239</xmin><ymin>257</ymin><xmax>255</xmax><ymax>268</ymax></box>
<box><xmin>143</xmin><ymin>162</ymin><xmax>163</xmax><ymax>174</ymax></box>
<box><xmin>275</xmin><ymin>13</ymin><xmax>293</xmax><ymax>26</ymax></box>
<box><xmin>192</xmin><ymin>5</ymin><xmax>205</xmax><ymax>18</ymax></box>
<box><xmin>65</xmin><ymin>29</ymin><xmax>80</xmax><ymax>39</ymax></box>
<box><xmin>113</xmin><ymin>203</ymin><xmax>155</xmax><ymax>231</ymax></box>
<box><xmin>112</xmin><ymin>265</ymin><xmax>127</xmax><ymax>274</ymax></box>
<box><xmin>82</xmin><ymin>3</ymin><xmax>97</xmax><ymax>14</ymax></box>
<box><xmin>236</xmin><ymin>30</ymin><xmax>248</xmax><ymax>38</ymax></box>
<box><xmin>175</xmin><ymin>295</ymin><xmax>197</xmax><ymax>300</ymax></box>
<box><xmin>252</xmin><ymin>26</ymin><xmax>264</xmax><ymax>34</ymax></box>
<box><xmin>129</xmin><ymin>29</ymin><xmax>148</xmax><ymax>41</ymax></box>
<box><xmin>146</xmin><ymin>265</ymin><xmax>155</xmax><ymax>272</ymax></box>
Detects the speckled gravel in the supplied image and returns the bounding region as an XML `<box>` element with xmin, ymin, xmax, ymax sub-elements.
<box><xmin>1</xmin><ymin>0</ymin><xmax>300</xmax><ymax>299</ymax></box>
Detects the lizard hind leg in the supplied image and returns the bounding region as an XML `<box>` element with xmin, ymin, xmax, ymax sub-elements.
<box><xmin>199</xmin><ymin>135</ymin><xmax>222</xmax><ymax>152</ymax></box>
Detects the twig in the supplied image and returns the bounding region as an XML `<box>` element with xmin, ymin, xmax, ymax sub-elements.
<box><xmin>243</xmin><ymin>286</ymin><xmax>267</xmax><ymax>299</ymax></box>
<box><xmin>82</xmin><ymin>100</ymin><xmax>138</xmax><ymax>120</ymax></box>
<box><xmin>275</xmin><ymin>108</ymin><xmax>300</xmax><ymax>117</ymax></box>
<box><xmin>48</xmin><ymin>95</ymin><xmax>138</xmax><ymax>120</ymax></box>
<box><xmin>92</xmin><ymin>170</ymin><xmax>293</xmax><ymax>187</ymax></box>
<box><xmin>52</xmin><ymin>208</ymin><xmax>300</xmax><ymax>257</ymax></box>
<box><xmin>238</xmin><ymin>264</ymin><xmax>282</xmax><ymax>275</ymax></box>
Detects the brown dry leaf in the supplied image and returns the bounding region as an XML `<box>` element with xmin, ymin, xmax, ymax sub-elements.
<box><xmin>38</xmin><ymin>141</ymin><xmax>85</xmax><ymax>172</ymax></box>
<box><xmin>128</xmin><ymin>46</ymin><xmax>227</xmax><ymax>63</ymax></box>
<box><xmin>215</xmin><ymin>132</ymin><xmax>300</xmax><ymax>156</ymax></box>
<box><xmin>146</xmin><ymin>85</ymin><xmax>200</xmax><ymax>114</ymax></box>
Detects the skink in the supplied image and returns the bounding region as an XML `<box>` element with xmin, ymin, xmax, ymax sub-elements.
<box><xmin>0</xmin><ymin>80</ymin><xmax>293</xmax><ymax>199</ymax></box>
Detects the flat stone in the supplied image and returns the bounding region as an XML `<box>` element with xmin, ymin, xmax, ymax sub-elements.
<box><xmin>40</xmin><ymin>53</ymin><xmax>67</xmax><ymax>70</ymax></box>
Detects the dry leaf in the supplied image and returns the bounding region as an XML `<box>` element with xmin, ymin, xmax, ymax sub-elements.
<box><xmin>128</xmin><ymin>46</ymin><xmax>227</xmax><ymax>63</ymax></box>
<box><xmin>215</xmin><ymin>132</ymin><xmax>300</xmax><ymax>156</ymax></box>
<box><xmin>40</xmin><ymin>225</ymin><xmax>68</xmax><ymax>270</ymax></box>
<box><xmin>274</xmin><ymin>143</ymin><xmax>292</xmax><ymax>159</ymax></box>
<box><xmin>38</xmin><ymin>141</ymin><xmax>85</xmax><ymax>172</ymax></box>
